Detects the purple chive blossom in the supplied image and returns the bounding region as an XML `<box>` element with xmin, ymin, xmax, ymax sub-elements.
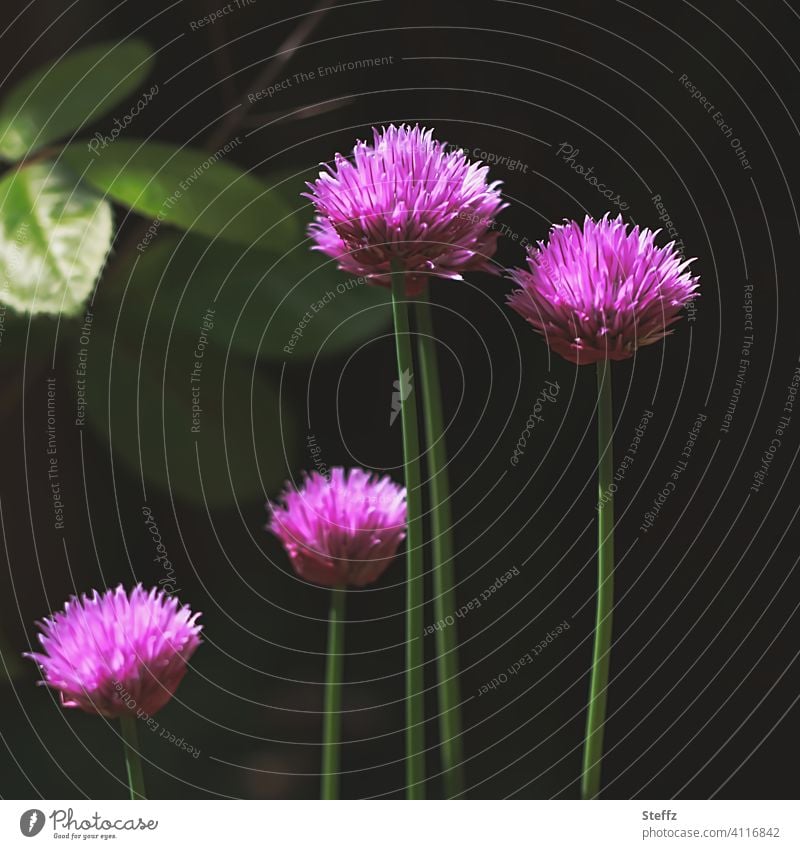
<box><xmin>25</xmin><ymin>585</ymin><xmax>202</xmax><ymax>718</ymax></box>
<box><xmin>269</xmin><ymin>467</ymin><xmax>407</xmax><ymax>588</ymax></box>
<box><xmin>305</xmin><ymin>124</ymin><xmax>506</xmax><ymax>295</ymax></box>
<box><xmin>506</xmin><ymin>214</ymin><xmax>699</xmax><ymax>364</ymax></box>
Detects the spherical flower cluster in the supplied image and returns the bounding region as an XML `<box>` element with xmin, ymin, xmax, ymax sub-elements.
<box><xmin>305</xmin><ymin>124</ymin><xmax>506</xmax><ymax>294</ymax></box>
<box><xmin>25</xmin><ymin>585</ymin><xmax>202</xmax><ymax>717</ymax></box>
<box><xmin>506</xmin><ymin>214</ymin><xmax>699</xmax><ymax>364</ymax></box>
<box><xmin>269</xmin><ymin>467</ymin><xmax>407</xmax><ymax>587</ymax></box>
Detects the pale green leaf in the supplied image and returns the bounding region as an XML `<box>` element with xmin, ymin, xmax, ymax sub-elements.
<box><xmin>0</xmin><ymin>163</ymin><xmax>112</xmax><ymax>315</ymax></box>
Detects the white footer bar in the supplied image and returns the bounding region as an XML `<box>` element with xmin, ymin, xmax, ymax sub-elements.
<box><xmin>1</xmin><ymin>799</ymin><xmax>795</xmax><ymax>848</ymax></box>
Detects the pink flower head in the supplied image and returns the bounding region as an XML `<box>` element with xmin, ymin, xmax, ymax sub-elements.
<box><xmin>25</xmin><ymin>585</ymin><xmax>202</xmax><ymax>718</ymax></box>
<box><xmin>269</xmin><ymin>467</ymin><xmax>407</xmax><ymax>587</ymax></box>
<box><xmin>506</xmin><ymin>214</ymin><xmax>699</xmax><ymax>364</ymax></box>
<box><xmin>305</xmin><ymin>124</ymin><xmax>506</xmax><ymax>295</ymax></box>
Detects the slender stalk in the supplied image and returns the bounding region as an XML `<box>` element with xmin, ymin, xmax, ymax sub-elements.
<box><xmin>414</xmin><ymin>289</ymin><xmax>464</xmax><ymax>798</ymax></box>
<box><xmin>390</xmin><ymin>262</ymin><xmax>426</xmax><ymax>799</ymax></box>
<box><xmin>322</xmin><ymin>586</ymin><xmax>346</xmax><ymax>799</ymax></box>
<box><xmin>581</xmin><ymin>360</ymin><xmax>615</xmax><ymax>800</ymax></box>
<box><xmin>120</xmin><ymin>714</ymin><xmax>147</xmax><ymax>800</ymax></box>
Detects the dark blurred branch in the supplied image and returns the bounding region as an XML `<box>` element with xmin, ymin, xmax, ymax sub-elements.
<box><xmin>204</xmin><ymin>0</ymin><xmax>239</xmax><ymax>107</ymax></box>
<box><xmin>99</xmin><ymin>1</ymin><xmax>337</xmax><ymax>296</ymax></box>
<box><xmin>205</xmin><ymin>0</ymin><xmax>337</xmax><ymax>150</ymax></box>
<box><xmin>242</xmin><ymin>95</ymin><xmax>355</xmax><ymax>127</ymax></box>
<box><xmin>3</xmin><ymin>145</ymin><xmax>63</xmax><ymax>177</ymax></box>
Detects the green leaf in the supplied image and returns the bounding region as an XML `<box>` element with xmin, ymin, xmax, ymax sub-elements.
<box><xmin>62</xmin><ymin>140</ymin><xmax>299</xmax><ymax>248</ymax></box>
<box><xmin>84</xmin><ymin>313</ymin><xmax>297</xmax><ymax>507</ymax></box>
<box><xmin>0</xmin><ymin>163</ymin><xmax>112</xmax><ymax>316</ymax></box>
<box><xmin>0</xmin><ymin>40</ymin><xmax>154</xmax><ymax>161</ymax></box>
<box><xmin>109</xmin><ymin>230</ymin><xmax>391</xmax><ymax>361</ymax></box>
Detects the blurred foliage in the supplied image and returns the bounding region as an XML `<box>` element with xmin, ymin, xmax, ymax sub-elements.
<box><xmin>0</xmin><ymin>38</ymin><xmax>390</xmax><ymax>505</ymax></box>
<box><xmin>84</xmin><ymin>313</ymin><xmax>297</xmax><ymax>508</ymax></box>
<box><xmin>0</xmin><ymin>30</ymin><xmax>401</xmax><ymax>801</ymax></box>
<box><xmin>62</xmin><ymin>140</ymin><xmax>299</xmax><ymax>249</ymax></box>
<box><xmin>118</xmin><ymin>231</ymin><xmax>391</xmax><ymax>362</ymax></box>
<box><xmin>0</xmin><ymin>163</ymin><xmax>112</xmax><ymax>315</ymax></box>
<box><xmin>0</xmin><ymin>40</ymin><xmax>154</xmax><ymax>160</ymax></box>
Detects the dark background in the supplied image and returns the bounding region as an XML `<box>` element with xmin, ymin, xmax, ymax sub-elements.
<box><xmin>1</xmin><ymin>0</ymin><xmax>799</xmax><ymax>799</ymax></box>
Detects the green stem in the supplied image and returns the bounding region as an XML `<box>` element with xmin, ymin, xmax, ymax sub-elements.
<box><xmin>390</xmin><ymin>262</ymin><xmax>426</xmax><ymax>800</ymax></box>
<box><xmin>415</xmin><ymin>290</ymin><xmax>464</xmax><ymax>799</ymax></box>
<box><xmin>120</xmin><ymin>714</ymin><xmax>147</xmax><ymax>800</ymax></box>
<box><xmin>581</xmin><ymin>360</ymin><xmax>615</xmax><ymax>800</ymax></box>
<box><xmin>322</xmin><ymin>586</ymin><xmax>346</xmax><ymax>799</ymax></box>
